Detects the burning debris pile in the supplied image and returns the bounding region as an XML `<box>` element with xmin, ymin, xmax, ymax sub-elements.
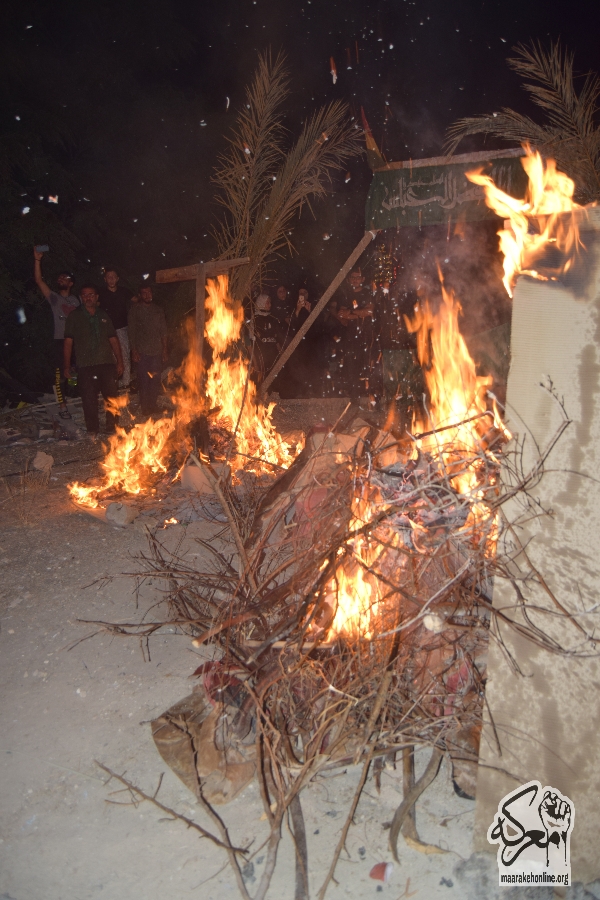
<box><xmin>141</xmin><ymin>280</ymin><xmax>512</xmax><ymax>822</ymax></box>
<box><xmin>90</xmin><ymin>266</ymin><xmax>573</xmax><ymax>891</ymax></box>
<box><xmin>108</xmin><ymin>354</ymin><xmax>586</xmax><ymax>900</ymax></box>
<box><xmin>68</xmin><ymin>276</ymin><xmax>302</xmax><ymax>514</ymax></box>
<box><xmin>89</xmin><ymin>149</ymin><xmax>600</xmax><ymax>897</ymax></box>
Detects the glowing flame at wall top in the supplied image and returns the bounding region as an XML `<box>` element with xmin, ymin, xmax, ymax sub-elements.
<box><xmin>467</xmin><ymin>146</ymin><xmax>586</xmax><ymax>297</ymax></box>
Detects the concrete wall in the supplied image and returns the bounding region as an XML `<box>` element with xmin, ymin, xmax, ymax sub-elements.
<box><xmin>474</xmin><ymin>208</ymin><xmax>600</xmax><ymax>882</ymax></box>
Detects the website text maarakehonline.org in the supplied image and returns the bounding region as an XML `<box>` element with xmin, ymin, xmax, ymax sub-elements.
<box><xmin>500</xmin><ymin>873</ymin><xmax>569</xmax><ymax>885</ymax></box>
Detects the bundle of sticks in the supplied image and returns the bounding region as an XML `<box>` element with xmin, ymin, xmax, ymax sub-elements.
<box><xmin>90</xmin><ymin>394</ymin><xmax>596</xmax><ymax>900</ymax></box>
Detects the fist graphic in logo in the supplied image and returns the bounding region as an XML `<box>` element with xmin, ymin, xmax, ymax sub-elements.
<box><xmin>539</xmin><ymin>791</ymin><xmax>572</xmax><ymax>867</ymax></box>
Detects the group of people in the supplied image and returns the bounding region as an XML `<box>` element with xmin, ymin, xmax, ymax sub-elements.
<box><xmin>34</xmin><ymin>248</ymin><xmax>423</xmax><ymax>437</ymax></box>
<box><xmin>34</xmin><ymin>249</ymin><xmax>167</xmax><ymax>438</ymax></box>
<box><xmin>248</xmin><ymin>270</ymin><xmax>423</xmax><ymax>424</ymax></box>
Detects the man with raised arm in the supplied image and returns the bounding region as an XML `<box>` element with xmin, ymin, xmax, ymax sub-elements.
<box><xmin>33</xmin><ymin>247</ymin><xmax>80</xmax><ymax>419</ymax></box>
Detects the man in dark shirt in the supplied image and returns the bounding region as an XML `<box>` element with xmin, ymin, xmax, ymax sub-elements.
<box><xmin>376</xmin><ymin>282</ymin><xmax>423</xmax><ymax>430</ymax></box>
<box><xmin>64</xmin><ymin>286</ymin><xmax>124</xmax><ymax>436</ymax></box>
<box><xmin>128</xmin><ymin>285</ymin><xmax>168</xmax><ymax>417</ymax></box>
<box><xmin>329</xmin><ymin>268</ymin><xmax>375</xmax><ymax>399</ymax></box>
<box><xmin>97</xmin><ymin>268</ymin><xmax>135</xmax><ymax>389</ymax></box>
<box><xmin>248</xmin><ymin>294</ymin><xmax>285</xmax><ymax>385</ymax></box>
<box><xmin>33</xmin><ymin>248</ymin><xmax>80</xmax><ymax>418</ymax></box>
<box><xmin>285</xmin><ymin>288</ymin><xmax>329</xmax><ymax>398</ymax></box>
<box><xmin>272</xmin><ymin>284</ymin><xmax>292</xmax><ymax>322</ymax></box>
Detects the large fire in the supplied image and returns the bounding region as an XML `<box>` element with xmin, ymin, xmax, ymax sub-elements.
<box><xmin>204</xmin><ymin>277</ymin><xmax>299</xmax><ymax>469</ymax></box>
<box><xmin>324</xmin><ymin>273</ymin><xmax>507</xmax><ymax>641</ymax></box>
<box><xmin>323</xmin><ymin>154</ymin><xmax>584</xmax><ymax>639</ymax></box>
<box><xmin>70</xmin><ymin>276</ymin><xmax>298</xmax><ymax>507</ymax></box>
<box><xmin>407</xmin><ymin>272</ymin><xmax>504</xmax><ymax>497</ymax></box>
<box><xmin>467</xmin><ymin>145</ymin><xmax>584</xmax><ymax>297</ymax></box>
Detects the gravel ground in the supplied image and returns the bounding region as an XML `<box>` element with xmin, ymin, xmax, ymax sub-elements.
<box><xmin>1</xmin><ymin>399</ymin><xmax>557</xmax><ymax>900</ymax></box>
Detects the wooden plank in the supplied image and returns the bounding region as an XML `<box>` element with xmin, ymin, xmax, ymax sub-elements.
<box><xmin>195</xmin><ymin>264</ymin><xmax>206</xmax><ymax>362</ymax></box>
<box><xmin>373</xmin><ymin>146</ymin><xmax>525</xmax><ymax>173</ymax></box>
<box><xmin>205</xmin><ymin>256</ymin><xmax>250</xmax><ymax>276</ymax></box>
<box><xmin>156</xmin><ymin>256</ymin><xmax>250</xmax><ymax>284</ymax></box>
<box><xmin>155</xmin><ymin>263</ymin><xmax>202</xmax><ymax>284</ymax></box>
<box><xmin>259</xmin><ymin>230</ymin><xmax>378</xmax><ymax>397</ymax></box>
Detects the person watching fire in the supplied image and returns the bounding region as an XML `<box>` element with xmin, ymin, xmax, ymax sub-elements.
<box><xmin>273</xmin><ymin>284</ymin><xmax>292</xmax><ymax>321</ymax></box>
<box><xmin>127</xmin><ymin>285</ymin><xmax>168</xmax><ymax>417</ymax></box>
<box><xmin>248</xmin><ymin>293</ymin><xmax>286</xmax><ymax>385</ymax></box>
<box><xmin>329</xmin><ymin>268</ymin><xmax>375</xmax><ymax>399</ymax></box>
<box><xmin>97</xmin><ymin>267</ymin><xmax>135</xmax><ymax>391</ymax></box>
<box><xmin>63</xmin><ymin>285</ymin><xmax>124</xmax><ymax>437</ymax></box>
<box><xmin>33</xmin><ymin>247</ymin><xmax>80</xmax><ymax>419</ymax></box>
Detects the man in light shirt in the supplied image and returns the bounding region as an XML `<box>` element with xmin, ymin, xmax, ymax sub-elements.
<box><xmin>33</xmin><ymin>247</ymin><xmax>80</xmax><ymax>419</ymax></box>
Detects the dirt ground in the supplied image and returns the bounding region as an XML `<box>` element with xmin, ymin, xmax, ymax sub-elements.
<box><xmin>1</xmin><ymin>403</ymin><xmax>574</xmax><ymax>900</ymax></box>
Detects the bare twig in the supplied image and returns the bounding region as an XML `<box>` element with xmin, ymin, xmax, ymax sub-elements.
<box><xmin>388</xmin><ymin>747</ymin><xmax>444</xmax><ymax>862</ymax></box>
<box><xmin>95</xmin><ymin>762</ymin><xmax>247</xmax><ymax>856</ymax></box>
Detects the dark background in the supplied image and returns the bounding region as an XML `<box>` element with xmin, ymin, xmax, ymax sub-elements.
<box><xmin>1</xmin><ymin>0</ymin><xmax>597</xmax><ymax>392</ymax></box>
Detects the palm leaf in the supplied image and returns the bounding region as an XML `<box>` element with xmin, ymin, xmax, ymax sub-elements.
<box><xmin>211</xmin><ymin>52</ymin><xmax>363</xmax><ymax>302</ymax></box>
<box><xmin>445</xmin><ymin>41</ymin><xmax>600</xmax><ymax>203</ymax></box>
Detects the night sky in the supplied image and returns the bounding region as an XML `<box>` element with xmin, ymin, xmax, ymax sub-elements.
<box><xmin>1</xmin><ymin>0</ymin><xmax>597</xmax><ymax>386</ymax></box>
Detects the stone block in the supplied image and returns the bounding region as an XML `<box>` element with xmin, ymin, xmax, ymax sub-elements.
<box><xmin>32</xmin><ymin>450</ymin><xmax>54</xmax><ymax>472</ymax></box>
<box><xmin>105</xmin><ymin>501</ymin><xmax>139</xmax><ymax>527</ymax></box>
<box><xmin>180</xmin><ymin>462</ymin><xmax>229</xmax><ymax>494</ymax></box>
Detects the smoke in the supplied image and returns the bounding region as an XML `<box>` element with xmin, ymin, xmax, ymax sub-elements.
<box><xmin>389</xmin><ymin>220</ymin><xmax>511</xmax><ymax>335</ymax></box>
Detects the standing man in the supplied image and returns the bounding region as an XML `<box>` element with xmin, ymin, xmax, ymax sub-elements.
<box><xmin>273</xmin><ymin>284</ymin><xmax>291</xmax><ymax>321</ymax></box>
<box><xmin>287</xmin><ymin>288</ymin><xmax>326</xmax><ymax>397</ymax></box>
<box><xmin>128</xmin><ymin>285</ymin><xmax>168</xmax><ymax>417</ymax></box>
<box><xmin>97</xmin><ymin>268</ymin><xmax>134</xmax><ymax>390</ymax></box>
<box><xmin>64</xmin><ymin>286</ymin><xmax>124</xmax><ymax>437</ymax></box>
<box><xmin>33</xmin><ymin>248</ymin><xmax>80</xmax><ymax>419</ymax></box>
<box><xmin>248</xmin><ymin>294</ymin><xmax>286</xmax><ymax>386</ymax></box>
<box><xmin>377</xmin><ymin>282</ymin><xmax>422</xmax><ymax>430</ymax></box>
<box><xmin>329</xmin><ymin>268</ymin><xmax>375</xmax><ymax>399</ymax></box>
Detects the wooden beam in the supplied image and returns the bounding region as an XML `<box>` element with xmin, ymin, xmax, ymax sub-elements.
<box><xmin>195</xmin><ymin>264</ymin><xmax>206</xmax><ymax>361</ymax></box>
<box><xmin>260</xmin><ymin>231</ymin><xmax>378</xmax><ymax>397</ymax></box>
<box><xmin>155</xmin><ymin>256</ymin><xmax>250</xmax><ymax>284</ymax></box>
<box><xmin>205</xmin><ymin>256</ymin><xmax>250</xmax><ymax>276</ymax></box>
<box><xmin>156</xmin><ymin>263</ymin><xmax>202</xmax><ymax>284</ymax></box>
<box><xmin>155</xmin><ymin>255</ymin><xmax>250</xmax><ymax>365</ymax></box>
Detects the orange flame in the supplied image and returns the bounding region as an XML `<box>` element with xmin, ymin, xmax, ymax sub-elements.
<box><xmin>69</xmin><ymin>276</ymin><xmax>300</xmax><ymax>507</ymax></box>
<box><xmin>327</xmin><ymin>561</ymin><xmax>379</xmax><ymax>640</ymax></box>
<box><xmin>467</xmin><ymin>146</ymin><xmax>584</xmax><ymax>297</ymax></box>
<box><xmin>325</xmin><ymin>273</ymin><xmax>510</xmax><ymax>640</ymax></box>
<box><xmin>204</xmin><ymin>276</ymin><xmax>301</xmax><ymax>469</ymax></box>
<box><xmin>407</xmin><ymin>272</ymin><xmax>496</xmax><ymax>496</ymax></box>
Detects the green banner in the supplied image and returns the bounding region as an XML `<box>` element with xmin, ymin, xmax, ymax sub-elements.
<box><xmin>365</xmin><ymin>153</ymin><xmax>528</xmax><ymax>230</ymax></box>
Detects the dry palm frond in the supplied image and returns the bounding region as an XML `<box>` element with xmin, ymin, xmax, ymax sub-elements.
<box><xmin>445</xmin><ymin>41</ymin><xmax>600</xmax><ymax>203</ymax></box>
<box><xmin>212</xmin><ymin>51</ymin><xmax>363</xmax><ymax>303</ymax></box>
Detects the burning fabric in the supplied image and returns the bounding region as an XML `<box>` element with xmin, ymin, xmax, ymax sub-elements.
<box><xmin>468</xmin><ymin>145</ymin><xmax>586</xmax><ymax>297</ymax></box>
